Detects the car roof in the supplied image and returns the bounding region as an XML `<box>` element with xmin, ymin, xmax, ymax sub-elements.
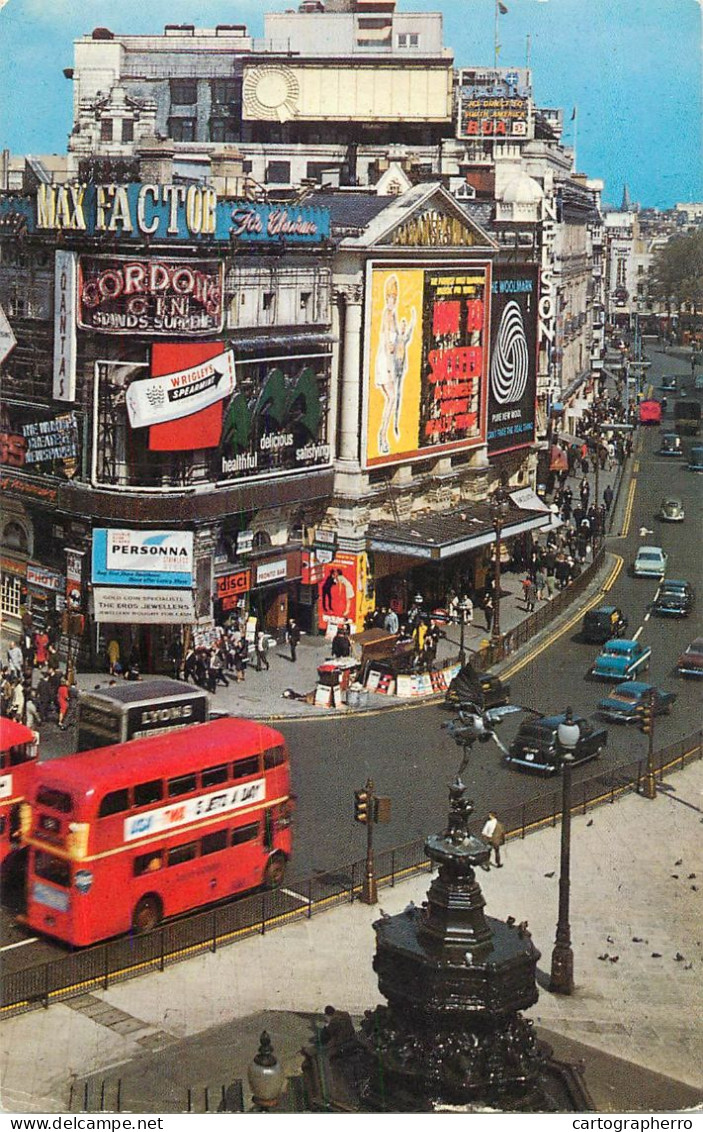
<box><xmin>588</xmin><ymin>605</ymin><xmax>617</xmax><ymax>616</ymax></box>
<box><xmin>661</xmin><ymin>579</ymin><xmax>689</xmax><ymax>587</ymax></box>
<box><xmin>615</xmin><ymin>681</ymin><xmax>653</xmax><ymax>693</ymax></box>
<box><xmin>685</xmin><ymin>638</ymin><xmax>703</xmax><ymax>652</ymax></box>
<box><xmin>637</xmin><ymin>546</ymin><xmax>664</xmax><ymax>555</ymax></box>
<box><xmin>603</xmin><ymin>639</ymin><xmax>637</xmax><ymax>650</ymax></box>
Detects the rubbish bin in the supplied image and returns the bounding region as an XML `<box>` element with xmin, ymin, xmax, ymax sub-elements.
<box><xmin>346</xmin><ymin>683</ymin><xmax>368</xmax><ymax>710</ymax></box>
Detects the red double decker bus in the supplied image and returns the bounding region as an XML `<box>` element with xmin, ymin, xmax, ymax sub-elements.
<box><xmin>0</xmin><ymin>717</ymin><xmax>38</xmax><ymax>864</ymax></box>
<box><xmin>21</xmin><ymin>718</ymin><xmax>293</xmax><ymax>946</ymax></box>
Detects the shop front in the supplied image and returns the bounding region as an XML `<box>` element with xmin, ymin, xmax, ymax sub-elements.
<box><xmin>248</xmin><ymin>549</ymin><xmax>302</xmax><ymax>636</ymax></box>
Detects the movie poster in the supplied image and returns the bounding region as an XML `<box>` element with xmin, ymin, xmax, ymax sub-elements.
<box><xmin>487</xmin><ymin>264</ymin><xmax>539</xmax><ymax>454</ymax></box>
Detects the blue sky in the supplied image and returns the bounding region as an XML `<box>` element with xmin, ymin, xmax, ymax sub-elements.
<box><xmin>0</xmin><ymin>0</ymin><xmax>700</xmax><ymax>208</ymax></box>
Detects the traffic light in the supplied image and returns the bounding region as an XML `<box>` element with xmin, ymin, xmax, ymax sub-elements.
<box><xmin>638</xmin><ymin>700</ymin><xmax>653</xmax><ymax>734</ymax></box>
<box><xmin>354</xmin><ymin>788</ymin><xmax>370</xmax><ymax>824</ymax></box>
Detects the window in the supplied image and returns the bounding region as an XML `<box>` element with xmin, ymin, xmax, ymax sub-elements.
<box><xmin>9</xmin><ymin>744</ymin><xmax>34</xmax><ymax>767</ymax></box>
<box><xmin>35</xmin><ymin>851</ymin><xmax>71</xmax><ymax>887</ymax></box>
<box><xmin>168</xmin><ymin>773</ymin><xmax>197</xmax><ymax>798</ymax></box>
<box><xmin>1</xmin><ymin>576</ymin><xmax>22</xmax><ymax>620</ymax></box>
<box><xmin>134</xmin><ymin>851</ymin><xmax>163</xmax><ymax>876</ymax></box>
<box><xmin>231</xmin><ymin>822</ymin><xmax>259</xmax><ymax>846</ymax></box>
<box><xmin>168</xmin><ymin>842</ymin><xmax>198</xmax><ymax>867</ymax></box>
<box><xmin>122</xmin><ymin>119</ymin><xmax>134</xmax><ymax>143</ymax></box>
<box><xmin>202</xmin><ymin>829</ymin><xmax>228</xmax><ymax>855</ymax></box>
<box><xmin>99</xmin><ymin>788</ymin><xmax>129</xmax><ymax>818</ymax></box>
<box><xmin>300</xmin><ymin>291</ymin><xmax>311</xmax><ymax>310</ymax></box>
<box><xmin>263</xmin><ymin>746</ymin><xmax>286</xmax><ymax>770</ymax></box>
<box><xmin>233</xmin><ymin>755</ymin><xmax>260</xmax><ymax>780</ymax></box>
<box><xmin>202</xmin><ymin>765</ymin><xmax>228</xmax><ymax>788</ymax></box>
<box><xmin>134</xmin><ymin>780</ymin><xmax>163</xmax><ymax>808</ymax></box>
<box><xmin>169</xmin><ymin>118</ymin><xmax>196</xmax><ymax>142</ymax></box>
<box><xmin>37</xmin><ymin>787</ymin><xmax>73</xmax><ymax>814</ymax></box>
<box><xmin>209</xmin><ymin>119</ymin><xmax>239</xmax><ymax>143</ymax></box>
<box><xmin>211</xmin><ymin>79</ymin><xmax>239</xmax><ymax>105</ymax></box>
<box><xmin>265</xmin><ymin>161</ymin><xmax>291</xmax><ymax>185</ymax></box>
<box><xmin>242</xmin><ymin>160</ymin><xmax>253</xmax><ymax>173</ymax></box>
<box><xmin>409</xmin><ymin>33</ymin><xmax>419</xmax><ymax>46</ymax></box>
<box><xmin>398</xmin><ymin>33</ymin><xmax>407</xmax><ymax>46</ymax></box>
<box><xmin>170</xmin><ymin>79</ymin><xmax>197</xmax><ymax>105</ymax></box>
<box><xmin>262</xmin><ymin>292</ymin><xmax>275</xmax><ymax>311</ymax></box>
<box><xmin>100</xmin><ymin>119</ymin><xmax>113</xmax><ymax>142</ymax></box>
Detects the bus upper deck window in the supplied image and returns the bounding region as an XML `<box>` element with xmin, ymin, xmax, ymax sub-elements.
<box><xmin>98</xmin><ymin>788</ymin><xmax>129</xmax><ymax>817</ymax></box>
<box><xmin>202</xmin><ymin>764</ymin><xmax>228</xmax><ymax>788</ymax></box>
<box><xmin>263</xmin><ymin>746</ymin><xmax>286</xmax><ymax>770</ymax></box>
<box><xmin>134</xmin><ymin>780</ymin><xmax>163</xmax><ymax>808</ymax></box>
<box><xmin>36</xmin><ymin>787</ymin><xmax>73</xmax><ymax>813</ymax></box>
<box><xmin>232</xmin><ymin>755</ymin><xmax>260</xmax><ymax>780</ymax></box>
<box><xmin>167</xmin><ymin>773</ymin><xmax>197</xmax><ymax>798</ymax></box>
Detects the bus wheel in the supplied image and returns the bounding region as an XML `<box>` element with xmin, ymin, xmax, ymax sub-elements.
<box><xmin>132</xmin><ymin>895</ymin><xmax>162</xmax><ymax>934</ymax></box>
<box><xmin>263</xmin><ymin>854</ymin><xmax>286</xmax><ymax>889</ymax></box>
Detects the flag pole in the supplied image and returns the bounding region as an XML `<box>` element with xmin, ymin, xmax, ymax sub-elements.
<box><xmin>572</xmin><ymin>105</ymin><xmax>578</xmax><ymax>172</ymax></box>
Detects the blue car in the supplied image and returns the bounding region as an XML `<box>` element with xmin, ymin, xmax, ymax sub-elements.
<box><xmin>591</xmin><ymin>639</ymin><xmax>651</xmax><ymax>681</ymax></box>
<box><xmin>598</xmin><ymin>681</ymin><xmax>676</xmax><ymax>723</ymax></box>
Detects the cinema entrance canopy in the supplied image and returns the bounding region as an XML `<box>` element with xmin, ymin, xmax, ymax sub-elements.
<box><xmin>366</xmin><ymin>502</ymin><xmax>553</xmax><ymax>561</ymax></box>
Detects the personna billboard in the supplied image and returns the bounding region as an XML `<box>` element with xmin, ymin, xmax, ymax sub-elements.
<box><xmin>92</xmin><ymin>529</ymin><xmax>194</xmax><ymax>589</ymax></box>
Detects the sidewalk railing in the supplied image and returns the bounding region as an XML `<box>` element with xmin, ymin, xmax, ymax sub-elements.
<box><xmin>470</xmin><ymin>544</ymin><xmax>606</xmax><ymax>672</ymax></box>
<box><xmin>2</xmin><ymin>727</ymin><xmax>700</xmax><ymax>1019</ymax></box>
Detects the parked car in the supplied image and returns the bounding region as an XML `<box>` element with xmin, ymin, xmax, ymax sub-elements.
<box><xmin>581</xmin><ymin>605</ymin><xmax>629</xmax><ymax>644</ymax></box>
<box><xmin>505</xmin><ymin>713</ymin><xmax>607</xmax><ymax>774</ymax></box>
<box><xmin>633</xmin><ymin>546</ymin><xmax>667</xmax><ymax>578</ymax></box>
<box><xmin>689</xmin><ymin>445</ymin><xmax>703</xmax><ymax>472</ymax></box>
<box><xmin>652</xmin><ymin>580</ymin><xmax>695</xmax><ymax>618</ymax></box>
<box><xmin>591</xmin><ymin>639</ymin><xmax>651</xmax><ymax>681</ymax></box>
<box><xmin>598</xmin><ymin>681</ymin><xmax>676</xmax><ymax>723</ymax></box>
<box><xmin>676</xmin><ymin>638</ymin><xmax>703</xmax><ymax>678</ymax></box>
<box><xmin>657</xmin><ymin>497</ymin><xmax>685</xmax><ymax>522</ymax></box>
<box><xmin>444</xmin><ymin>664</ymin><xmax>510</xmax><ymax>710</ymax></box>
<box><xmin>658</xmin><ymin>432</ymin><xmax>683</xmax><ymax>457</ymax></box>
<box><xmin>660</xmin><ymin>375</ymin><xmax>678</xmax><ymax>392</ymax></box>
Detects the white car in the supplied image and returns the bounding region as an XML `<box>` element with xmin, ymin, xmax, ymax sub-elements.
<box><xmin>633</xmin><ymin>546</ymin><xmax>668</xmax><ymax>578</ymax></box>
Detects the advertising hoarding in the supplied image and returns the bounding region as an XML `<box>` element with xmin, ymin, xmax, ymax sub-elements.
<box><xmin>93</xmin><ymin>587</ymin><xmax>195</xmax><ymax>624</ymax></box>
<box><xmin>458</xmin><ymin>68</ymin><xmax>531</xmax><ymax>141</ymax></box>
<box><xmin>92</xmin><ymin>529</ymin><xmax>194</xmax><ymax>588</ymax></box>
<box><xmin>487</xmin><ymin>264</ymin><xmax>539</xmax><ymax>454</ymax></box>
<box><xmin>0</xmin><ymin>185</ymin><xmax>330</xmax><ymax>245</ymax></box>
<box><xmin>78</xmin><ymin>256</ymin><xmax>224</xmax><ymax>336</ymax></box>
<box><xmin>364</xmin><ymin>263</ymin><xmax>489</xmax><ymax>468</ymax></box>
<box><xmin>53</xmin><ymin>251</ymin><xmax>77</xmax><ymax>401</ymax></box>
<box><xmin>126</xmin><ymin>349</ymin><xmax>236</xmax><ymax>429</ymax></box>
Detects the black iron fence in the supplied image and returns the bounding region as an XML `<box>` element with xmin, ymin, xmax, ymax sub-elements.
<box><xmin>2</xmin><ymin>727</ymin><xmax>700</xmax><ymax>1019</ymax></box>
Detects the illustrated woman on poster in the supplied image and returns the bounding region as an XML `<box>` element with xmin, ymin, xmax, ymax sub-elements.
<box><xmin>374</xmin><ymin>275</ymin><xmax>416</xmax><ymax>456</ymax></box>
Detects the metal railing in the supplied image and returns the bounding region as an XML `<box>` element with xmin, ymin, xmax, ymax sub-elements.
<box><xmin>2</xmin><ymin>727</ymin><xmax>700</xmax><ymax>1019</ymax></box>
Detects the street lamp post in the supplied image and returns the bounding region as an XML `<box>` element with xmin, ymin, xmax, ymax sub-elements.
<box><xmin>458</xmin><ymin>596</ymin><xmax>471</xmax><ymax>666</ymax></box>
<box><xmin>549</xmin><ymin>708</ymin><xmax>579</xmax><ymax>995</ymax></box>
<box><xmin>490</xmin><ymin>492</ymin><xmax>509</xmax><ymax>652</ymax></box>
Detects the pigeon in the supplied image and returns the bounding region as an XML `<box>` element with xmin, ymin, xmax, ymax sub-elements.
<box><xmin>671</xmin><ymin>874</ymin><xmax>680</xmax><ymax>879</ymax></box>
<box><xmin>609</xmin><ymin>956</ymin><xmax>619</xmax><ymax>963</ymax></box>
<box><xmin>506</xmin><ymin>916</ymin><xmax>516</xmax><ymax>928</ymax></box>
<box><xmin>379</xmin><ymin>909</ymin><xmax>391</xmax><ymax>920</ymax></box>
<box><xmin>675</xmin><ymin>859</ymin><xmax>683</xmax><ymax>866</ymax></box>
<box><xmin>651</xmin><ymin>952</ymin><xmax>662</xmax><ymax>958</ymax></box>
<box><xmin>598</xmin><ymin>954</ymin><xmax>609</xmax><ymax>961</ymax></box>
<box><xmin>606</xmin><ymin>935</ymin><xmax>615</xmax><ymax>944</ymax></box>
<box><xmin>688</xmin><ymin>873</ymin><xmax>696</xmax><ymax>879</ymax></box>
<box><xmin>674</xmin><ymin>953</ymin><xmax>685</xmax><ymax>962</ymax></box>
<box><xmin>544</xmin><ymin>871</ymin><xmax>555</xmax><ymax>878</ymax></box>
<box><xmin>632</xmin><ymin>937</ymin><xmax>645</xmax><ymax>943</ymax></box>
<box><xmin>692</xmin><ymin>886</ymin><xmax>698</xmax><ymax>892</ymax></box>
<box><xmin>517</xmin><ymin>920</ymin><xmax>529</xmax><ymax>937</ymax></box>
<box><xmin>684</xmin><ymin>963</ymin><xmax>693</xmax><ymax>971</ymax></box>
<box><xmin>586</xmin><ymin>819</ymin><xmax>594</xmax><ymax>827</ymax></box>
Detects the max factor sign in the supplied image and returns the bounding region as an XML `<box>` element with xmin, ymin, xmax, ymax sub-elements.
<box><xmin>18</xmin><ymin>183</ymin><xmax>331</xmax><ymax>244</ymax></box>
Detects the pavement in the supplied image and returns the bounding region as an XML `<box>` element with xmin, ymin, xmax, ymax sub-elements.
<box><xmin>2</xmin><ymin>758</ymin><xmax>701</xmax><ymax>1115</ymax></box>
<box><xmin>43</xmin><ymin>443</ymin><xmax>626</xmax><ymax>729</ymax></box>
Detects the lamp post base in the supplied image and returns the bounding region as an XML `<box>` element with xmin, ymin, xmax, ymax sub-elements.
<box><xmin>549</xmin><ymin>942</ymin><xmax>575</xmax><ymax>995</ymax></box>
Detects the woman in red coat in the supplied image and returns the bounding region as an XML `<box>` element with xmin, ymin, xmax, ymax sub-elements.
<box><xmin>57</xmin><ymin>679</ymin><xmax>70</xmax><ymax>729</ymax></box>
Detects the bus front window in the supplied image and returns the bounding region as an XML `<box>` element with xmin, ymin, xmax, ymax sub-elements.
<box><xmin>34</xmin><ymin>851</ymin><xmax>71</xmax><ymax>887</ymax></box>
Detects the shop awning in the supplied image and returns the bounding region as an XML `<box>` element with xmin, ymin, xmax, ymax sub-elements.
<box><xmin>366</xmin><ymin>505</ymin><xmax>555</xmax><ymax>562</ymax></box>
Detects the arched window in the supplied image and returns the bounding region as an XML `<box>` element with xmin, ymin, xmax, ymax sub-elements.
<box><xmin>252</xmin><ymin>530</ymin><xmax>272</xmax><ymax>551</ymax></box>
<box><xmin>3</xmin><ymin>521</ymin><xmax>29</xmax><ymax>553</ymax></box>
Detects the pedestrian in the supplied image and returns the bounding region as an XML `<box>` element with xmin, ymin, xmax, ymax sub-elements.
<box><xmin>106</xmin><ymin>638</ymin><xmax>120</xmax><ymax>676</ymax></box>
<box><xmin>7</xmin><ymin>643</ymin><xmax>23</xmax><ymax>679</ymax></box>
<box><xmin>481</xmin><ymin>811</ymin><xmax>506</xmax><ymax>867</ymax></box>
<box><xmin>255</xmin><ymin>629</ymin><xmax>270</xmax><ymax>672</ymax></box>
<box><xmin>33</xmin><ymin>630</ymin><xmax>49</xmax><ymax>669</ymax></box>
<box><xmin>184</xmin><ymin>646</ymin><xmax>198</xmax><ymax>685</ymax></box>
<box><xmin>534</xmin><ymin>570</ymin><xmax>546</xmax><ymax>601</ymax></box>
<box><xmin>233</xmin><ymin>639</ymin><xmax>247</xmax><ymax>682</ymax></box>
<box><xmin>383</xmin><ymin>607</ymin><xmax>399</xmax><ymax>635</ymax></box>
<box><xmin>25</xmin><ymin>693</ymin><xmax>41</xmax><ymax>732</ymax></box>
<box><xmin>331</xmin><ymin>626</ymin><xmax>351</xmax><ymax>659</ymax></box>
<box><xmin>9</xmin><ymin>678</ymin><xmax>24</xmax><ymax>722</ymax></box>
<box><xmin>208</xmin><ymin>648</ymin><xmax>229</xmax><ymax>691</ymax></box>
<box><xmin>603</xmin><ymin>484</ymin><xmax>614</xmax><ymax>512</ymax></box>
<box><xmin>287</xmin><ymin>618</ymin><xmax>300</xmax><ymax>663</ymax></box>
<box><xmin>525</xmin><ymin>579</ymin><xmax>537</xmax><ymax>613</ymax></box>
<box><xmin>483</xmin><ymin>593</ymin><xmax>494</xmax><ymax>631</ymax></box>
<box><xmin>57</xmin><ymin>678</ymin><xmax>70</xmax><ymax>729</ymax></box>
<box><xmin>35</xmin><ymin>672</ymin><xmax>52</xmax><ymax>722</ymax></box>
